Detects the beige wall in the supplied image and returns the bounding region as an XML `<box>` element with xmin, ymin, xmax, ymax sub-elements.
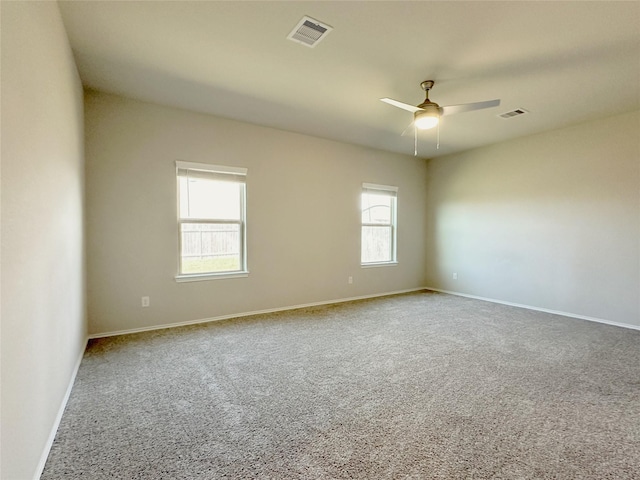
<box><xmin>84</xmin><ymin>92</ymin><xmax>428</xmax><ymax>335</ymax></box>
<box><xmin>425</xmin><ymin>110</ymin><xmax>640</xmax><ymax>327</ymax></box>
<box><xmin>1</xmin><ymin>2</ymin><xmax>86</xmax><ymax>479</ymax></box>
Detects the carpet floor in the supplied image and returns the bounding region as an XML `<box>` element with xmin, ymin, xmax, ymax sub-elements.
<box><xmin>42</xmin><ymin>291</ymin><xmax>640</xmax><ymax>479</ymax></box>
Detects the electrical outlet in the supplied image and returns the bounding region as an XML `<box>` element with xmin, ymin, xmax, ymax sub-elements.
<box><xmin>348</xmin><ymin>276</ymin><xmax>353</xmax><ymax>284</ymax></box>
<box><xmin>141</xmin><ymin>296</ymin><xmax>150</xmax><ymax>307</ymax></box>
<box><xmin>452</xmin><ymin>272</ymin><xmax>458</xmax><ymax>280</ymax></box>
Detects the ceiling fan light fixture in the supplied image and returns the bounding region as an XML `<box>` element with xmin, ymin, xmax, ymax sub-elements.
<box><xmin>414</xmin><ymin>108</ymin><xmax>439</xmax><ymax>130</ymax></box>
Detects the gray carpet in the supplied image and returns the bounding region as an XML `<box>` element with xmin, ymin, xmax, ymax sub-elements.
<box><xmin>42</xmin><ymin>291</ymin><xmax>640</xmax><ymax>479</ymax></box>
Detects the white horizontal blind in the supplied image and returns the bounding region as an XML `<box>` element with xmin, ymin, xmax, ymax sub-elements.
<box><xmin>362</xmin><ymin>183</ymin><xmax>397</xmax><ymax>197</ymax></box>
<box><xmin>176</xmin><ymin>161</ymin><xmax>247</xmax><ymax>183</ymax></box>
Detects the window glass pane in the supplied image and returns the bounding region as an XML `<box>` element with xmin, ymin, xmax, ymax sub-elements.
<box><xmin>361</xmin><ymin>225</ymin><xmax>392</xmax><ymax>263</ymax></box>
<box><xmin>180</xmin><ymin>223</ymin><xmax>240</xmax><ymax>273</ymax></box>
<box><xmin>179</xmin><ymin>177</ymin><xmax>241</xmax><ymax>220</ymax></box>
<box><xmin>362</xmin><ymin>192</ymin><xmax>392</xmax><ymax>224</ymax></box>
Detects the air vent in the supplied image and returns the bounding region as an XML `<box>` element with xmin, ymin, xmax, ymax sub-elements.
<box><xmin>287</xmin><ymin>16</ymin><xmax>332</xmax><ymax>48</ymax></box>
<box><xmin>499</xmin><ymin>108</ymin><xmax>529</xmax><ymax>119</ymax></box>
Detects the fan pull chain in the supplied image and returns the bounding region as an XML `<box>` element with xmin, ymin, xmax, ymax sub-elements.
<box><xmin>414</xmin><ymin>125</ymin><xmax>418</xmax><ymax>156</ymax></box>
<box><xmin>436</xmin><ymin>120</ymin><xmax>440</xmax><ymax>150</ymax></box>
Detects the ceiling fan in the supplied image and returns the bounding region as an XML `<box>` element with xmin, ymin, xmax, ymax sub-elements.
<box><xmin>380</xmin><ymin>80</ymin><xmax>501</xmax><ymax>141</ymax></box>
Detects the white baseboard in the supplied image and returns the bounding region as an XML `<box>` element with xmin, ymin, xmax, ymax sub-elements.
<box><xmin>88</xmin><ymin>287</ymin><xmax>428</xmax><ymax>339</ymax></box>
<box><xmin>34</xmin><ymin>340</ymin><xmax>87</xmax><ymax>480</ymax></box>
<box><xmin>426</xmin><ymin>287</ymin><xmax>640</xmax><ymax>331</ymax></box>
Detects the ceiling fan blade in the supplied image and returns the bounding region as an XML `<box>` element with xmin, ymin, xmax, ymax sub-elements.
<box><xmin>400</xmin><ymin>122</ymin><xmax>415</xmax><ymax>136</ymax></box>
<box><xmin>440</xmin><ymin>99</ymin><xmax>501</xmax><ymax>116</ymax></box>
<box><xmin>380</xmin><ymin>97</ymin><xmax>423</xmax><ymax>113</ymax></box>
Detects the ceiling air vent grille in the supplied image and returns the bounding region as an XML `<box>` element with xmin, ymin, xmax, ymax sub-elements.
<box><xmin>499</xmin><ymin>108</ymin><xmax>529</xmax><ymax>119</ymax></box>
<box><xmin>287</xmin><ymin>16</ymin><xmax>333</xmax><ymax>48</ymax></box>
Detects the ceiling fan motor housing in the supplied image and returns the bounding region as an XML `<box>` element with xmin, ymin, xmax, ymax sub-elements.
<box><xmin>417</xmin><ymin>101</ymin><xmax>440</xmax><ymax>112</ymax></box>
<box><xmin>414</xmin><ymin>104</ymin><xmax>441</xmax><ymax>129</ymax></box>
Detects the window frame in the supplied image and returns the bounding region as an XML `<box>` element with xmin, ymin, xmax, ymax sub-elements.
<box><xmin>175</xmin><ymin>161</ymin><xmax>248</xmax><ymax>282</ymax></box>
<box><xmin>360</xmin><ymin>182</ymin><xmax>398</xmax><ymax>267</ymax></box>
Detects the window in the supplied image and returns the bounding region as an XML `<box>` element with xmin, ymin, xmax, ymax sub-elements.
<box><xmin>176</xmin><ymin>161</ymin><xmax>247</xmax><ymax>280</ymax></box>
<box><xmin>361</xmin><ymin>183</ymin><xmax>397</xmax><ymax>265</ymax></box>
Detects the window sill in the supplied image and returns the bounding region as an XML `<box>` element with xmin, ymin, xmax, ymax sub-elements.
<box><xmin>175</xmin><ymin>271</ymin><xmax>249</xmax><ymax>283</ymax></box>
<box><xmin>361</xmin><ymin>261</ymin><xmax>398</xmax><ymax>268</ymax></box>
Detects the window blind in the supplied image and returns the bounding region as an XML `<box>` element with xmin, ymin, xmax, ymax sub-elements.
<box><xmin>362</xmin><ymin>183</ymin><xmax>397</xmax><ymax>196</ymax></box>
<box><xmin>176</xmin><ymin>161</ymin><xmax>247</xmax><ymax>183</ymax></box>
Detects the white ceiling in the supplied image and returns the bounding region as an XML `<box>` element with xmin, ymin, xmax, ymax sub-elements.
<box><xmin>58</xmin><ymin>1</ymin><xmax>640</xmax><ymax>158</ymax></box>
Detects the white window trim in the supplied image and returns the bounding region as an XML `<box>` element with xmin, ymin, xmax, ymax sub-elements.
<box><xmin>175</xmin><ymin>161</ymin><xmax>248</xmax><ymax>282</ymax></box>
<box><xmin>361</xmin><ymin>182</ymin><xmax>398</xmax><ymax>266</ymax></box>
<box><xmin>361</xmin><ymin>261</ymin><xmax>398</xmax><ymax>268</ymax></box>
<box><xmin>175</xmin><ymin>271</ymin><xmax>249</xmax><ymax>282</ymax></box>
